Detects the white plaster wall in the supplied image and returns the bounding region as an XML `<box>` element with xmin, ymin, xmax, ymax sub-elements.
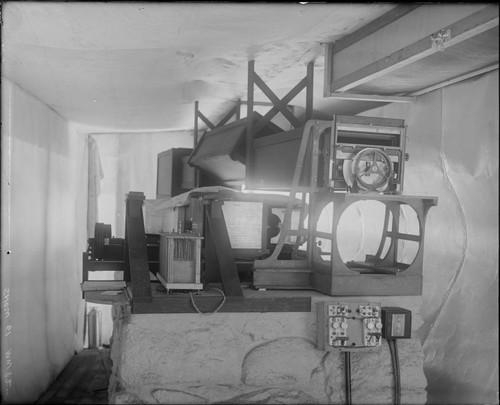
<box><xmin>89</xmin><ymin>131</ymin><xmax>195</xmax><ymax>237</ymax></box>
<box><xmin>1</xmin><ymin>79</ymin><xmax>88</xmax><ymax>403</ymax></box>
<box><xmin>361</xmin><ymin>70</ymin><xmax>499</xmax><ymax>404</ymax></box>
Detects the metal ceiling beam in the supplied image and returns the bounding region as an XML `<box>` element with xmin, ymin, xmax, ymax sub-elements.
<box><xmin>329</xmin><ymin>5</ymin><xmax>499</xmax><ymax>93</ymax></box>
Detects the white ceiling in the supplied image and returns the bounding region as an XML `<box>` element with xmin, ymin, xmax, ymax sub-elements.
<box><xmin>2</xmin><ymin>2</ymin><xmax>396</xmax><ymax>134</ymax></box>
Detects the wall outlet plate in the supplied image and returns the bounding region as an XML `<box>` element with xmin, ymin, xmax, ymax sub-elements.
<box><xmin>317</xmin><ymin>301</ymin><xmax>383</xmax><ymax>351</ymax></box>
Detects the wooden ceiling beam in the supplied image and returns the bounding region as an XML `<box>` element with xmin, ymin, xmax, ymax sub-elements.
<box><xmin>328</xmin><ymin>5</ymin><xmax>499</xmax><ymax>94</ymax></box>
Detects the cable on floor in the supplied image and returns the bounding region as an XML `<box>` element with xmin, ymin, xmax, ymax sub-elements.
<box><xmin>189</xmin><ymin>287</ymin><xmax>226</xmax><ymax>314</ymax></box>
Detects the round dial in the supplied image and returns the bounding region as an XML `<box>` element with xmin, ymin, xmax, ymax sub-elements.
<box><xmin>351</xmin><ymin>148</ymin><xmax>393</xmax><ymax>191</ymax></box>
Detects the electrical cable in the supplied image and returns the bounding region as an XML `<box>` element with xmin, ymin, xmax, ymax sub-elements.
<box><xmin>189</xmin><ymin>287</ymin><xmax>226</xmax><ymax>314</ymax></box>
<box><xmin>388</xmin><ymin>339</ymin><xmax>401</xmax><ymax>405</ymax></box>
<box><xmin>394</xmin><ymin>339</ymin><xmax>401</xmax><ymax>405</ymax></box>
<box><xmin>344</xmin><ymin>351</ymin><xmax>352</xmax><ymax>405</ymax></box>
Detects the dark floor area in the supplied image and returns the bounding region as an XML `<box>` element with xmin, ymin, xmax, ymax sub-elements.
<box><xmin>36</xmin><ymin>348</ymin><xmax>111</xmax><ymax>404</ymax></box>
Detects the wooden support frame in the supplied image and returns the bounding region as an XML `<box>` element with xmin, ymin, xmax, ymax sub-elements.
<box><xmin>253</xmin><ymin>118</ymin><xmax>438</xmax><ymax>296</ymax></box>
<box><xmin>324</xmin><ymin>4</ymin><xmax>499</xmax><ymax>95</ymax></box>
<box><xmin>245</xmin><ymin>60</ymin><xmax>314</xmax><ymax>185</ymax></box>
<box><xmin>194</xmin><ymin>99</ymin><xmax>241</xmax><ymax>146</ymax></box>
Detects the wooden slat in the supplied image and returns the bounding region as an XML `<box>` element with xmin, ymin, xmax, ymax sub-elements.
<box><xmin>305</xmin><ymin>61</ymin><xmax>314</xmax><ymax>120</ymax></box>
<box><xmin>327</xmin><ymin>92</ymin><xmax>415</xmax><ymax>103</ymax></box>
<box><xmin>132</xmin><ymin>295</ymin><xmax>311</xmax><ymax>314</ymax></box>
<box><xmin>409</xmin><ymin>63</ymin><xmax>499</xmax><ymax>96</ymax></box>
<box><xmin>332</xmin><ymin>5</ymin><xmax>422</xmax><ymax>54</ymax></box>
<box><xmin>82</xmin><ymin>280</ymin><xmax>125</xmax><ymax>291</ymax></box>
<box><xmin>125</xmin><ymin>192</ymin><xmax>152</xmax><ymax>302</ymax></box>
<box><xmin>246</xmin><ymin>60</ymin><xmax>255</xmax><ymax>179</ymax></box>
<box><xmin>194</xmin><ymin>100</ymin><xmax>199</xmax><ymax>146</ymax></box>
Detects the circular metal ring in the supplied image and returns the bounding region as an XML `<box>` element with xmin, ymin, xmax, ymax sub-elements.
<box><xmin>351</xmin><ymin>148</ymin><xmax>393</xmax><ymax>191</ymax></box>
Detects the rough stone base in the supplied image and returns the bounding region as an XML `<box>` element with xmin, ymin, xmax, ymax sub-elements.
<box><xmin>109</xmin><ymin>297</ymin><xmax>427</xmax><ymax>404</ymax></box>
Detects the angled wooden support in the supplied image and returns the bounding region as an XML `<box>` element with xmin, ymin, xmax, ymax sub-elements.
<box><xmin>124</xmin><ymin>191</ymin><xmax>152</xmax><ymax>304</ymax></box>
<box><xmin>194</xmin><ymin>99</ymin><xmax>242</xmax><ymax>146</ymax></box>
<box><xmin>204</xmin><ymin>201</ymin><xmax>243</xmax><ymax>297</ymax></box>
<box><xmin>248</xmin><ymin>61</ymin><xmax>315</xmax><ymax>134</ymax></box>
<box><xmin>245</xmin><ymin>60</ymin><xmax>314</xmax><ymax>183</ymax></box>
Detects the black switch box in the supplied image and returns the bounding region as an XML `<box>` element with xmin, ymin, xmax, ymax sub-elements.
<box><xmin>381</xmin><ymin>307</ymin><xmax>412</xmax><ymax>339</ymax></box>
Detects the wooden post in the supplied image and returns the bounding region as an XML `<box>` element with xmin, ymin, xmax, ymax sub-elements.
<box><xmin>306</xmin><ymin>61</ymin><xmax>314</xmax><ymax>121</ymax></box>
<box><xmin>205</xmin><ymin>201</ymin><xmax>243</xmax><ymax>297</ymax></box>
<box><xmin>194</xmin><ymin>100</ymin><xmax>199</xmax><ymax>147</ymax></box>
<box><xmin>124</xmin><ymin>192</ymin><xmax>152</xmax><ymax>303</ymax></box>
<box><xmin>246</xmin><ymin>60</ymin><xmax>255</xmax><ymax>183</ymax></box>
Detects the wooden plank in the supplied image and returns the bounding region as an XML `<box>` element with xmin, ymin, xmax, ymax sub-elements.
<box><xmin>206</xmin><ymin>202</ymin><xmax>243</xmax><ymax>297</ymax></box>
<box><xmin>194</xmin><ymin>100</ymin><xmax>199</xmax><ymax>146</ymax></box>
<box><xmin>246</xmin><ymin>60</ymin><xmax>255</xmax><ymax>179</ymax></box>
<box><xmin>330</xmin><ymin>5</ymin><xmax>499</xmax><ymax>92</ymax></box>
<box><xmin>132</xmin><ymin>295</ymin><xmax>311</xmax><ymax>314</ymax></box>
<box><xmin>84</xmin><ymin>290</ymin><xmax>127</xmax><ymax>305</ymax></box>
<box><xmin>325</xmin><ymin>274</ymin><xmax>423</xmax><ymax>296</ymax></box>
<box><xmin>323</xmin><ymin>42</ymin><xmax>334</xmax><ymax>97</ymax></box>
<box><xmin>332</xmin><ymin>5</ymin><xmax>422</xmax><ymax>54</ymax></box>
<box><xmin>81</xmin><ymin>281</ymin><xmax>126</xmax><ymax>291</ymax></box>
<box><xmin>327</xmin><ymin>92</ymin><xmax>415</xmax><ymax>103</ymax></box>
<box><xmin>125</xmin><ymin>192</ymin><xmax>152</xmax><ymax>302</ymax></box>
<box><xmin>409</xmin><ymin>63</ymin><xmax>499</xmax><ymax>96</ymax></box>
<box><xmin>305</xmin><ymin>61</ymin><xmax>314</xmax><ymax>121</ymax></box>
<box><xmin>83</xmin><ymin>259</ymin><xmax>124</xmax><ymax>271</ymax></box>
<box><xmin>253</xmin><ymin>269</ymin><xmax>313</xmax><ymax>289</ymax></box>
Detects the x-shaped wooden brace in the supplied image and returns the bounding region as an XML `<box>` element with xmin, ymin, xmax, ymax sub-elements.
<box><xmin>248</xmin><ymin>60</ymin><xmax>314</xmax><ymax>134</ymax></box>
<box><xmin>194</xmin><ymin>99</ymin><xmax>242</xmax><ymax>145</ymax></box>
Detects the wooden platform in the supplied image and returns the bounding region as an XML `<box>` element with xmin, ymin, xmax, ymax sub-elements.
<box><xmin>36</xmin><ymin>348</ymin><xmax>111</xmax><ymax>404</ymax></box>
<box><xmin>84</xmin><ymin>281</ymin><xmax>314</xmax><ymax>314</ymax></box>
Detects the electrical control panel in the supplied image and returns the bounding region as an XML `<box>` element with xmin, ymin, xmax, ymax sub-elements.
<box><xmin>381</xmin><ymin>307</ymin><xmax>412</xmax><ymax>339</ymax></box>
<box><xmin>317</xmin><ymin>302</ymin><xmax>383</xmax><ymax>351</ymax></box>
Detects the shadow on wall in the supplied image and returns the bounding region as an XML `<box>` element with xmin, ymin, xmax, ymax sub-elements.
<box><xmin>426</xmin><ymin>371</ymin><xmax>499</xmax><ymax>405</ymax></box>
<box><xmin>362</xmin><ymin>70</ymin><xmax>499</xmax><ymax>405</ymax></box>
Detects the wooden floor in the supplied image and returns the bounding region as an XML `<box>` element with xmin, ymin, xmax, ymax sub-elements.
<box><xmin>36</xmin><ymin>348</ymin><xmax>111</xmax><ymax>404</ymax></box>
